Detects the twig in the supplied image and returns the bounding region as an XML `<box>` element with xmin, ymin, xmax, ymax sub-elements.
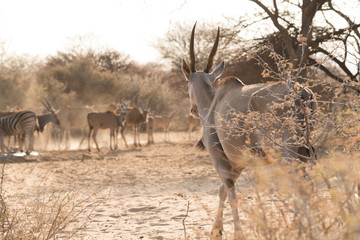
<box><xmin>183</xmin><ymin>200</ymin><xmax>190</xmax><ymax>240</ymax></box>
<box><xmin>0</xmin><ymin>163</ymin><xmax>7</xmax><ymax>233</ymax></box>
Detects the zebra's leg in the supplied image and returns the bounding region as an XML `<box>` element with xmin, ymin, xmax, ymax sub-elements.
<box><xmin>6</xmin><ymin>135</ymin><xmax>11</xmax><ymax>151</ymax></box>
<box><xmin>18</xmin><ymin>134</ymin><xmax>25</xmax><ymax>153</ymax></box>
<box><xmin>0</xmin><ymin>135</ymin><xmax>5</xmax><ymax>154</ymax></box>
<box><xmin>26</xmin><ymin>133</ymin><xmax>34</xmax><ymax>155</ymax></box>
<box><xmin>29</xmin><ymin>134</ymin><xmax>35</xmax><ymax>153</ymax></box>
<box><xmin>3</xmin><ymin>136</ymin><xmax>10</xmax><ymax>153</ymax></box>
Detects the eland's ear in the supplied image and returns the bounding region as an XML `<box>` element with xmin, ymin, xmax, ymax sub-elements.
<box><xmin>210</xmin><ymin>61</ymin><xmax>225</xmax><ymax>81</ymax></box>
<box><xmin>181</xmin><ymin>59</ymin><xmax>191</xmax><ymax>80</ymax></box>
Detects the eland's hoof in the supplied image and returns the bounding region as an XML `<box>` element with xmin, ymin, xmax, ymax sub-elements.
<box><xmin>211</xmin><ymin>226</ymin><xmax>223</xmax><ymax>240</ymax></box>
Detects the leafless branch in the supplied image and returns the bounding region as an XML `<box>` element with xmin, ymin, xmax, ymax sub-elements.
<box><xmin>182</xmin><ymin>200</ymin><xmax>190</xmax><ymax>239</ymax></box>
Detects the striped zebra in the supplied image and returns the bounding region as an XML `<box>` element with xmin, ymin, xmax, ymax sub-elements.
<box><xmin>0</xmin><ymin>110</ymin><xmax>37</xmax><ymax>155</ymax></box>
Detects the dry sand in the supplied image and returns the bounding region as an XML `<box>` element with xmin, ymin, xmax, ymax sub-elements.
<box><xmin>1</xmin><ymin>131</ymin><xmax>249</xmax><ymax>239</ymax></box>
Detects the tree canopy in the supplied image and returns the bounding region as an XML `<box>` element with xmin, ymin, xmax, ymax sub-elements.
<box><xmin>248</xmin><ymin>0</ymin><xmax>359</xmax><ymax>86</ymax></box>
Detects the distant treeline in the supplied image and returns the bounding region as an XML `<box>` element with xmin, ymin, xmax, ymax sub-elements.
<box><xmin>0</xmin><ymin>50</ymin><xmax>188</xmax><ymax>119</ymax></box>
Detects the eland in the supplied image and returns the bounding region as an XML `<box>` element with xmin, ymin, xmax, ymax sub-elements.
<box><xmin>120</xmin><ymin>100</ymin><xmax>149</xmax><ymax>147</ymax></box>
<box><xmin>87</xmin><ymin>103</ymin><xmax>128</xmax><ymax>152</ymax></box>
<box><xmin>181</xmin><ymin>23</ymin><xmax>319</xmax><ymax>239</ymax></box>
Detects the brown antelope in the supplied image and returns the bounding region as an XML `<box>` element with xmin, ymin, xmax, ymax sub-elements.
<box><xmin>87</xmin><ymin>103</ymin><xmax>128</xmax><ymax>152</ymax></box>
<box><xmin>187</xmin><ymin>114</ymin><xmax>201</xmax><ymax>141</ymax></box>
<box><xmin>150</xmin><ymin>112</ymin><xmax>176</xmax><ymax>142</ymax></box>
<box><xmin>182</xmin><ymin>23</ymin><xmax>320</xmax><ymax>239</ymax></box>
<box><xmin>120</xmin><ymin>100</ymin><xmax>149</xmax><ymax>147</ymax></box>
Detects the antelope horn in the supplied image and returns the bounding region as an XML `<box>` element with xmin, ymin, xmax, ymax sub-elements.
<box><xmin>146</xmin><ymin>99</ymin><xmax>150</xmax><ymax>110</ymax></box>
<box><xmin>46</xmin><ymin>100</ymin><xmax>54</xmax><ymax>111</ymax></box>
<box><xmin>190</xmin><ymin>22</ymin><xmax>197</xmax><ymax>73</ymax></box>
<box><xmin>41</xmin><ymin>100</ymin><xmax>51</xmax><ymax>111</ymax></box>
<box><xmin>204</xmin><ymin>27</ymin><xmax>220</xmax><ymax>73</ymax></box>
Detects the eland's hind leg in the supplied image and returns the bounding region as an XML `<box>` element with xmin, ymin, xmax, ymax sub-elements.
<box><xmin>212</xmin><ymin>168</ymin><xmax>243</xmax><ymax>239</ymax></box>
<box><xmin>211</xmin><ymin>184</ymin><xmax>227</xmax><ymax>238</ymax></box>
<box><xmin>226</xmin><ymin>177</ymin><xmax>242</xmax><ymax>239</ymax></box>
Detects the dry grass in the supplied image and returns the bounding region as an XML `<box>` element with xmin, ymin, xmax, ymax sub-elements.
<box><xmin>241</xmin><ymin>156</ymin><xmax>359</xmax><ymax>240</ymax></box>
<box><xmin>187</xmin><ymin>151</ymin><xmax>360</xmax><ymax>240</ymax></box>
<box><xmin>0</xmin><ymin>163</ymin><xmax>104</xmax><ymax>240</ymax></box>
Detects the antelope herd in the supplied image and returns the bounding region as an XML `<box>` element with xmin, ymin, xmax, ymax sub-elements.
<box><xmin>0</xmin><ymin>99</ymin><xmax>200</xmax><ymax>155</ymax></box>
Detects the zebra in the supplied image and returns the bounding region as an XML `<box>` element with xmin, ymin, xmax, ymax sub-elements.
<box><xmin>0</xmin><ymin>110</ymin><xmax>37</xmax><ymax>155</ymax></box>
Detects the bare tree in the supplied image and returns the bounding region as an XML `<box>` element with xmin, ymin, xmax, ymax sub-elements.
<box><xmin>247</xmin><ymin>0</ymin><xmax>360</xmax><ymax>87</ymax></box>
<box><xmin>157</xmin><ymin>1</ymin><xmax>359</xmax><ymax>92</ymax></box>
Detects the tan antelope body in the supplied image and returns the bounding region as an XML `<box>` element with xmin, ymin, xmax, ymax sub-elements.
<box><xmin>151</xmin><ymin>112</ymin><xmax>176</xmax><ymax>142</ymax></box>
<box><xmin>182</xmin><ymin>24</ymin><xmax>317</xmax><ymax>238</ymax></box>
<box><xmin>187</xmin><ymin>114</ymin><xmax>201</xmax><ymax>141</ymax></box>
<box><xmin>120</xmin><ymin>101</ymin><xmax>149</xmax><ymax>147</ymax></box>
<box><xmin>87</xmin><ymin>104</ymin><xmax>127</xmax><ymax>152</ymax></box>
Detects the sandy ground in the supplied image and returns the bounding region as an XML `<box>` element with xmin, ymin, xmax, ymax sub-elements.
<box><xmin>1</xmin><ymin>131</ymin><xmax>248</xmax><ymax>239</ymax></box>
<box><xmin>1</xmin><ymin>130</ymin><xmax>343</xmax><ymax>239</ymax></box>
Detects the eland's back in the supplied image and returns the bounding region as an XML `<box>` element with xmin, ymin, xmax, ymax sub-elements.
<box><xmin>210</xmin><ymin>79</ymin><xmax>315</xmax><ymax>167</ymax></box>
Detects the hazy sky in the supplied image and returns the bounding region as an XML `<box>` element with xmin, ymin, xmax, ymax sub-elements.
<box><xmin>0</xmin><ymin>0</ymin><xmax>252</xmax><ymax>63</ymax></box>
